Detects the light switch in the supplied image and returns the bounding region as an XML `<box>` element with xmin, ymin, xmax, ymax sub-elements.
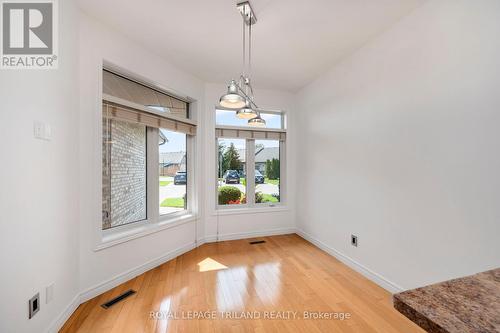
<box><xmin>33</xmin><ymin>121</ymin><xmax>51</xmax><ymax>141</ymax></box>
<box><xmin>46</xmin><ymin>284</ymin><xmax>54</xmax><ymax>304</ymax></box>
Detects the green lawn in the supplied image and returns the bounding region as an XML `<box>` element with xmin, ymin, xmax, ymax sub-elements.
<box><xmin>261</xmin><ymin>194</ymin><xmax>279</xmax><ymax>203</ymax></box>
<box><xmin>265</xmin><ymin>178</ymin><xmax>279</xmax><ymax>185</ymax></box>
<box><xmin>160</xmin><ymin>197</ymin><xmax>184</xmax><ymax>207</ymax></box>
<box><xmin>159</xmin><ymin>180</ymin><xmax>172</xmax><ymax>187</ymax></box>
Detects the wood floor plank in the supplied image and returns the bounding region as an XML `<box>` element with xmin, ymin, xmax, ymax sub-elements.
<box><xmin>60</xmin><ymin>234</ymin><xmax>424</xmax><ymax>333</ymax></box>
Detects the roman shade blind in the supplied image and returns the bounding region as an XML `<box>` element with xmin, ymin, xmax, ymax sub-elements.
<box><xmin>215</xmin><ymin>127</ymin><xmax>286</xmax><ymax>141</ymax></box>
<box><xmin>102</xmin><ymin>70</ymin><xmax>196</xmax><ymax>135</ymax></box>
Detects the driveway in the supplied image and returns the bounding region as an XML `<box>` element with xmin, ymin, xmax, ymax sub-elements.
<box><xmin>218</xmin><ymin>180</ymin><xmax>279</xmax><ymax>196</ymax></box>
<box><xmin>159</xmin><ymin>183</ymin><xmax>186</xmax><ymax>201</ymax></box>
<box><xmin>159</xmin><ymin>178</ymin><xmax>186</xmax><ymax>215</ymax></box>
<box><xmin>256</xmin><ymin>183</ymin><xmax>279</xmax><ymax>196</ymax></box>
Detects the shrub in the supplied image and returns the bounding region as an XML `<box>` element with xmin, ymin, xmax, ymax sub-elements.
<box><xmin>255</xmin><ymin>191</ymin><xmax>264</xmax><ymax>203</ymax></box>
<box><xmin>218</xmin><ymin>186</ymin><xmax>242</xmax><ymax>205</ymax></box>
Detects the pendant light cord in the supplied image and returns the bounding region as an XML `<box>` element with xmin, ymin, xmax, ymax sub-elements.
<box><xmin>242</xmin><ymin>11</ymin><xmax>246</xmax><ymax>78</ymax></box>
<box><xmin>249</xmin><ymin>18</ymin><xmax>252</xmax><ymax>79</ymax></box>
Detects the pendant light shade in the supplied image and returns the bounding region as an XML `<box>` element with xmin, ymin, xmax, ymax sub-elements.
<box><xmin>219</xmin><ymin>80</ymin><xmax>246</xmax><ymax>109</ymax></box>
<box><xmin>248</xmin><ymin>113</ymin><xmax>266</xmax><ymax>127</ymax></box>
<box><xmin>236</xmin><ymin>99</ymin><xmax>258</xmax><ymax>119</ymax></box>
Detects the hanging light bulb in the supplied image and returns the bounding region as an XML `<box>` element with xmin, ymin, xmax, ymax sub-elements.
<box><xmin>236</xmin><ymin>99</ymin><xmax>258</xmax><ymax>119</ymax></box>
<box><xmin>248</xmin><ymin>113</ymin><xmax>266</xmax><ymax>127</ymax></box>
<box><xmin>219</xmin><ymin>80</ymin><xmax>246</xmax><ymax>109</ymax></box>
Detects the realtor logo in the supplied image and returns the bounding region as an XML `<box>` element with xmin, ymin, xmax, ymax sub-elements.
<box><xmin>1</xmin><ymin>0</ymin><xmax>58</xmax><ymax>69</ymax></box>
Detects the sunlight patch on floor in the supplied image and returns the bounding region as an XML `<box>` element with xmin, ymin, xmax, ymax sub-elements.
<box><xmin>198</xmin><ymin>257</ymin><xmax>228</xmax><ymax>272</ymax></box>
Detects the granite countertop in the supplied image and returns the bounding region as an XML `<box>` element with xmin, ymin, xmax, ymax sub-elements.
<box><xmin>393</xmin><ymin>268</ymin><xmax>500</xmax><ymax>333</ymax></box>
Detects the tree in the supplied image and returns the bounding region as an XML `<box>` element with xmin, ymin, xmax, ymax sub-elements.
<box><xmin>222</xmin><ymin>143</ymin><xmax>242</xmax><ymax>173</ymax></box>
<box><xmin>271</xmin><ymin>158</ymin><xmax>280</xmax><ymax>179</ymax></box>
<box><xmin>218</xmin><ymin>142</ymin><xmax>225</xmax><ymax>177</ymax></box>
<box><xmin>265</xmin><ymin>160</ymin><xmax>272</xmax><ymax>178</ymax></box>
<box><xmin>265</xmin><ymin>158</ymin><xmax>280</xmax><ymax>179</ymax></box>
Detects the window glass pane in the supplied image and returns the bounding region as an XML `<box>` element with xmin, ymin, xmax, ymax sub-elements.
<box><xmin>255</xmin><ymin>140</ymin><xmax>280</xmax><ymax>204</ymax></box>
<box><xmin>216</xmin><ymin>109</ymin><xmax>283</xmax><ymax>129</ymax></box>
<box><xmin>218</xmin><ymin>138</ymin><xmax>246</xmax><ymax>205</ymax></box>
<box><xmin>102</xmin><ymin>118</ymin><xmax>147</xmax><ymax>230</ymax></box>
<box><xmin>159</xmin><ymin>129</ymin><xmax>187</xmax><ymax>215</ymax></box>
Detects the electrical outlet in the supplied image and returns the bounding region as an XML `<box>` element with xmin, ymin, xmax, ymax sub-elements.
<box><xmin>29</xmin><ymin>293</ymin><xmax>40</xmax><ymax>319</ymax></box>
<box><xmin>46</xmin><ymin>284</ymin><xmax>54</xmax><ymax>304</ymax></box>
<box><xmin>351</xmin><ymin>235</ymin><xmax>358</xmax><ymax>247</ymax></box>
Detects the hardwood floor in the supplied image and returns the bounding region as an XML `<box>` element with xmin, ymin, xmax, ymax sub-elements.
<box><xmin>60</xmin><ymin>234</ymin><xmax>423</xmax><ymax>333</ymax></box>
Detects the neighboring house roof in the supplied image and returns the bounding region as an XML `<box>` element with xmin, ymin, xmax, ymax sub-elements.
<box><xmin>159</xmin><ymin>151</ymin><xmax>186</xmax><ymax>165</ymax></box>
<box><xmin>255</xmin><ymin>147</ymin><xmax>279</xmax><ymax>163</ymax></box>
<box><xmin>237</xmin><ymin>149</ymin><xmax>246</xmax><ymax>163</ymax></box>
<box><xmin>236</xmin><ymin>147</ymin><xmax>279</xmax><ymax>164</ymax></box>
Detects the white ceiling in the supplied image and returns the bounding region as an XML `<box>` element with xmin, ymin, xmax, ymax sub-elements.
<box><xmin>78</xmin><ymin>0</ymin><xmax>424</xmax><ymax>92</ymax></box>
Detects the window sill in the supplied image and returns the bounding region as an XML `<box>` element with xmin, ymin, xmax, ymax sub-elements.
<box><xmin>95</xmin><ymin>213</ymin><xmax>197</xmax><ymax>251</ymax></box>
<box><xmin>212</xmin><ymin>205</ymin><xmax>289</xmax><ymax>216</ymax></box>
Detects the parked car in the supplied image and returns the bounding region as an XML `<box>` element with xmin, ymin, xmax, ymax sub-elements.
<box><xmin>223</xmin><ymin>170</ymin><xmax>240</xmax><ymax>184</ymax></box>
<box><xmin>255</xmin><ymin>170</ymin><xmax>265</xmax><ymax>184</ymax></box>
<box><xmin>174</xmin><ymin>171</ymin><xmax>187</xmax><ymax>185</ymax></box>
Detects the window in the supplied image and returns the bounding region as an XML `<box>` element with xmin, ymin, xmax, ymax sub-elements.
<box><xmin>215</xmin><ymin>109</ymin><xmax>286</xmax><ymax>208</ymax></box>
<box><xmin>102</xmin><ymin>69</ymin><xmax>195</xmax><ymax>231</ymax></box>
<box><xmin>217</xmin><ymin>138</ymin><xmax>246</xmax><ymax>205</ymax></box>
<box><xmin>216</xmin><ymin>109</ymin><xmax>284</xmax><ymax>129</ymax></box>
<box><xmin>255</xmin><ymin>140</ymin><xmax>280</xmax><ymax>204</ymax></box>
<box><xmin>159</xmin><ymin>129</ymin><xmax>187</xmax><ymax>215</ymax></box>
<box><xmin>102</xmin><ymin>118</ymin><xmax>147</xmax><ymax>230</ymax></box>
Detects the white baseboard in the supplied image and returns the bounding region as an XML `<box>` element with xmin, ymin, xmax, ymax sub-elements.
<box><xmin>48</xmin><ymin>228</ymin><xmax>294</xmax><ymax>331</ymax></box>
<box><xmin>295</xmin><ymin>228</ymin><xmax>404</xmax><ymax>293</ymax></box>
<box><xmin>48</xmin><ymin>241</ymin><xmax>197</xmax><ymax>332</ymax></box>
<box><xmin>49</xmin><ymin>226</ymin><xmax>401</xmax><ymax>332</ymax></box>
<box><xmin>46</xmin><ymin>294</ymin><xmax>80</xmax><ymax>333</ymax></box>
<box><xmin>79</xmin><ymin>241</ymin><xmax>197</xmax><ymax>303</ymax></box>
<box><xmin>202</xmin><ymin>227</ymin><xmax>297</xmax><ymax>243</ymax></box>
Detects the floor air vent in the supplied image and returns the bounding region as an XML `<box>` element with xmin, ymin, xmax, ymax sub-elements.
<box><xmin>101</xmin><ymin>289</ymin><xmax>136</xmax><ymax>309</ymax></box>
<box><xmin>249</xmin><ymin>240</ymin><xmax>266</xmax><ymax>245</ymax></box>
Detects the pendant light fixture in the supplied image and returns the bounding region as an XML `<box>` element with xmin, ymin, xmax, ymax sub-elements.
<box><xmin>219</xmin><ymin>1</ymin><xmax>266</xmax><ymax>127</ymax></box>
<box><xmin>236</xmin><ymin>98</ymin><xmax>258</xmax><ymax>119</ymax></box>
<box><xmin>219</xmin><ymin>80</ymin><xmax>246</xmax><ymax>109</ymax></box>
<box><xmin>248</xmin><ymin>114</ymin><xmax>266</xmax><ymax>127</ymax></box>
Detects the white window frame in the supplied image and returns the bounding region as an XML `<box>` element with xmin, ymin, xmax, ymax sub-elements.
<box><xmin>216</xmin><ymin>137</ymin><xmax>250</xmax><ymax>208</ymax></box>
<box><xmin>101</xmin><ymin>114</ymin><xmax>195</xmax><ymax>237</ymax></box>
<box><xmin>215</xmin><ymin>109</ymin><xmax>286</xmax><ymax>211</ymax></box>
<box><xmin>157</xmin><ymin>128</ymin><xmax>195</xmax><ymax>223</ymax></box>
<box><xmin>216</xmin><ymin>108</ymin><xmax>287</xmax><ymax>130</ymax></box>
<box><xmin>254</xmin><ymin>138</ymin><xmax>285</xmax><ymax>207</ymax></box>
<box><xmin>98</xmin><ymin>69</ymin><xmax>197</xmax><ymax>249</ymax></box>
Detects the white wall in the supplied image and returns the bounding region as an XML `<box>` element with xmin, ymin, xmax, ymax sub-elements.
<box><xmin>0</xmin><ymin>1</ymin><xmax>80</xmax><ymax>332</ymax></box>
<box><xmin>296</xmin><ymin>0</ymin><xmax>500</xmax><ymax>291</ymax></box>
